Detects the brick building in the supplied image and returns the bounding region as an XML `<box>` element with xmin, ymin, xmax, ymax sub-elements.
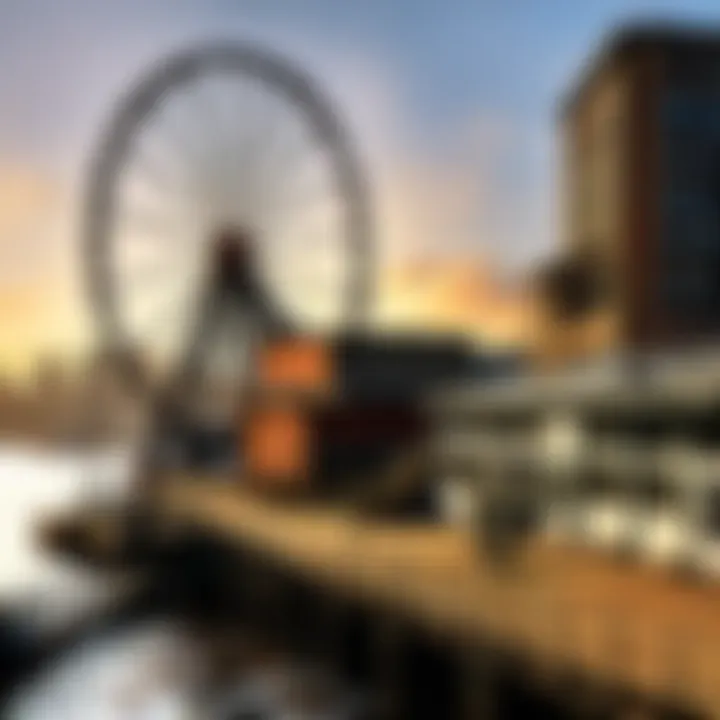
<box><xmin>537</xmin><ymin>24</ymin><xmax>720</xmax><ymax>366</ymax></box>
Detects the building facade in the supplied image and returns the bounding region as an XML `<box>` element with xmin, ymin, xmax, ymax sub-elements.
<box><xmin>548</xmin><ymin>25</ymin><xmax>720</xmax><ymax>360</ymax></box>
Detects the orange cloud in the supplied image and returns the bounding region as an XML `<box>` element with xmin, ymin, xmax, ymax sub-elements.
<box><xmin>0</xmin><ymin>283</ymin><xmax>51</xmax><ymax>379</ymax></box>
<box><xmin>0</xmin><ymin>169</ymin><xmax>53</xmax><ymax>230</ymax></box>
<box><xmin>378</xmin><ymin>256</ymin><xmax>531</xmax><ymax>347</ymax></box>
<box><xmin>0</xmin><ymin>166</ymin><xmax>63</xmax><ymax>273</ymax></box>
<box><xmin>0</xmin><ymin>165</ymin><xmax>87</xmax><ymax>379</ymax></box>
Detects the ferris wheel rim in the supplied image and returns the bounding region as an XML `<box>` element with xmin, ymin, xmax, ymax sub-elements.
<box><xmin>83</xmin><ymin>39</ymin><xmax>373</xmax><ymax>384</ymax></box>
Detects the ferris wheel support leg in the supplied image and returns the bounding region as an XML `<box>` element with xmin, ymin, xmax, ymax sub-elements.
<box><xmin>176</xmin><ymin>287</ymin><xmax>227</xmax><ymax>389</ymax></box>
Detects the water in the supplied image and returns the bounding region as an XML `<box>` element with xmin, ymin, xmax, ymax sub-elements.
<box><xmin>7</xmin><ymin>620</ymin><xmax>201</xmax><ymax>719</ymax></box>
<box><xmin>8</xmin><ymin>624</ymin><xmax>364</xmax><ymax>718</ymax></box>
<box><xmin>0</xmin><ymin>443</ymin><xmax>133</xmax><ymax>631</ymax></box>
<box><xmin>0</xmin><ymin>445</ymin><xmax>364</xmax><ymax>719</ymax></box>
<box><xmin>0</xmin><ymin>444</ymin><xmax>201</xmax><ymax>718</ymax></box>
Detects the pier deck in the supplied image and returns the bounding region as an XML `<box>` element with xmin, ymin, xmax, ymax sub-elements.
<box><xmin>154</xmin><ymin>481</ymin><xmax>720</xmax><ymax>716</ymax></box>
<box><xmin>41</xmin><ymin>481</ymin><xmax>720</xmax><ymax>717</ymax></box>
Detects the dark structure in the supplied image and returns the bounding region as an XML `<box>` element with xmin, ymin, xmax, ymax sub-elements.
<box><xmin>244</xmin><ymin>332</ymin><xmax>512</xmax><ymax>503</ymax></box>
<box><xmin>536</xmin><ymin>25</ymin><xmax>720</xmax><ymax>366</ymax></box>
<box><xmin>543</xmin><ymin>24</ymin><xmax>720</xmax><ymax>363</ymax></box>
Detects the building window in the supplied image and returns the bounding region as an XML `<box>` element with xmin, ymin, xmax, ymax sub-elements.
<box><xmin>705</xmin><ymin>487</ymin><xmax>720</xmax><ymax>539</ymax></box>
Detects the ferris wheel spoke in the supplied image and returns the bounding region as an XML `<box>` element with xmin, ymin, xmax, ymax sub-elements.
<box><xmin>249</xmin><ymin>113</ymin><xmax>313</xmax><ymax>227</ymax></box>
<box><xmin>267</xmin><ymin>247</ymin><xmax>346</xmax><ymax>279</ymax></box>
<box><xmin>232</xmin><ymin>132</ymin><xmax>283</xmax><ymax>225</ymax></box>
<box><xmin>125</xmin><ymin>248</ymin><xmax>202</xmax><ymax>314</ymax></box>
<box><xmin>119</xmin><ymin>204</ymin><xmax>203</xmax><ymax>242</ymax></box>
<box><xmin>270</xmin><ymin>186</ymin><xmax>340</xmax><ymax>244</ymax></box>
<box><xmin>234</xmin><ymin>131</ymin><xmax>277</xmax><ymax>223</ymax></box>
<box><xmin>269</xmin><ymin>271</ymin><xmax>345</xmax><ymax>297</ymax></box>
<box><xmin>117</xmin><ymin>258</ymin><xmax>198</xmax><ymax>299</ymax></box>
<box><xmin>155</xmin><ymin>86</ymin><xmax>227</xmax><ymax>222</ymax></box>
<box><xmin>131</xmin><ymin>119</ymin><xmax>193</xmax><ymax>178</ymax></box>
<box><xmin>147</xmin><ymin>102</ymin><xmax>223</xmax><ymax>217</ymax></box>
<box><xmin>222</xmin><ymin>144</ymin><xmax>260</xmax><ymax>224</ymax></box>
<box><xmin>261</xmin><ymin>243</ymin><xmax>344</xmax><ymax>309</ymax></box>
<box><xmin>132</xmin><ymin>288</ymin><xmax>196</xmax><ymax>355</ymax></box>
<box><xmin>195</xmin><ymin>81</ymin><xmax>244</xmax><ymax>219</ymax></box>
<box><xmin>263</xmin><ymin>143</ymin><xmax>334</xmax><ymax>228</ymax></box>
<box><xmin>192</xmin><ymin>89</ymin><xmax>253</xmax><ymax>220</ymax></box>
<box><xmin>244</xmin><ymin>93</ymin><xmax>297</xmax><ymax>194</ymax></box>
<box><xmin>127</xmin><ymin>136</ymin><xmax>208</xmax><ymax>206</ymax></box>
<box><xmin>221</xmin><ymin>81</ymin><xmax>270</xmax><ymax>191</ymax></box>
<box><xmin>119</xmin><ymin>178</ymin><xmax>206</xmax><ymax>229</ymax></box>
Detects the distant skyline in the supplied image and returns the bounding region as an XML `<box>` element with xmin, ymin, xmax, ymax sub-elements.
<box><xmin>2</xmin><ymin>0</ymin><xmax>720</xmax><ymax>373</ymax></box>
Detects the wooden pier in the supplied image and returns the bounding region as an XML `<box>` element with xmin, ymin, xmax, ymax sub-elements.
<box><xmin>40</xmin><ymin>479</ymin><xmax>720</xmax><ymax>719</ymax></box>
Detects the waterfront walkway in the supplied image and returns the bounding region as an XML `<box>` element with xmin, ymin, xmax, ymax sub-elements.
<box><xmin>42</xmin><ymin>480</ymin><xmax>720</xmax><ymax>717</ymax></box>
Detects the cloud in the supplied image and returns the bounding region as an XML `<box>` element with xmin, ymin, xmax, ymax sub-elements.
<box><xmin>378</xmin><ymin>256</ymin><xmax>531</xmax><ymax>347</ymax></box>
<box><xmin>0</xmin><ymin>165</ymin><xmax>88</xmax><ymax>376</ymax></box>
<box><xmin>365</xmin><ymin>105</ymin><xmax>540</xmax><ymax>346</ymax></box>
<box><xmin>0</xmin><ymin>166</ymin><xmax>63</xmax><ymax>282</ymax></box>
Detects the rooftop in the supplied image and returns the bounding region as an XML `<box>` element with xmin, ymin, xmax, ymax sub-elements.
<box><xmin>560</xmin><ymin>21</ymin><xmax>720</xmax><ymax>120</ymax></box>
<box><xmin>432</xmin><ymin>343</ymin><xmax>720</xmax><ymax>415</ymax></box>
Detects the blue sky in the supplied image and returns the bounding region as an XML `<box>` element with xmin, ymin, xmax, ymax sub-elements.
<box><xmin>0</xmin><ymin>0</ymin><xmax>717</xmax><ymax>253</ymax></box>
<box><xmin>3</xmin><ymin>0</ymin><xmax>720</xmax><ymax>162</ymax></box>
<box><xmin>2</xmin><ymin>0</ymin><xmax>720</xmax><ymax>363</ymax></box>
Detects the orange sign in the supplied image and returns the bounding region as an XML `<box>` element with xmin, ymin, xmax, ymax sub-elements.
<box><xmin>258</xmin><ymin>339</ymin><xmax>333</xmax><ymax>394</ymax></box>
<box><xmin>245</xmin><ymin>405</ymin><xmax>312</xmax><ymax>486</ymax></box>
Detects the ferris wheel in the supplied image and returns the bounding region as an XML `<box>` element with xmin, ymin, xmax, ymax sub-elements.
<box><xmin>83</xmin><ymin>41</ymin><xmax>373</xmax><ymax>392</ymax></box>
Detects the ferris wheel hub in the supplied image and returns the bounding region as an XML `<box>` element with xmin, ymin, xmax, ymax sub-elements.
<box><xmin>212</xmin><ymin>224</ymin><xmax>256</xmax><ymax>290</ymax></box>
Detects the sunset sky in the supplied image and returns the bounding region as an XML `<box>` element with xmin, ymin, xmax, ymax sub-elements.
<box><xmin>2</xmin><ymin>0</ymin><xmax>720</xmax><ymax>379</ymax></box>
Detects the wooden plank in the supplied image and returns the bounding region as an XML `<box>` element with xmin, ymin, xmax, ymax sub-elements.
<box><xmin>155</xmin><ymin>481</ymin><xmax>719</xmax><ymax>714</ymax></box>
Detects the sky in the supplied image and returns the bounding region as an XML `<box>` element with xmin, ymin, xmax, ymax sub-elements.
<box><xmin>2</xmin><ymin>0</ymin><xmax>720</xmax><ymax>376</ymax></box>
